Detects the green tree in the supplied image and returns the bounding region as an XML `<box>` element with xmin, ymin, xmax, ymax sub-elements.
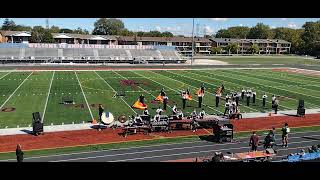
<box><xmin>92</xmin><ymin>18</ymin><xmax>125</xmax><ymax>35</ymax></box>
<box><xmin>161</xmin><ymin>31</ymin><xmax>174</xmax><ymax>37</ymax></box>
<box><xmin>30</xmin><ymin>26</ymin><xmax>54</xmax><ymax>43</ymax></box>
<box><xmin>119</xmin><ymin>28</ymin><xmax>135</xmax><ymax>36</ymax></box>
<box><xmin>14</xmin><ymin>25</ymin><xmax>32</xmax><ymax>31</ymax></box>
<box><xmin>144</xmin><ymin>31</ymin><xmax>162</xmax><ymax>37</ymax></box>
<box><xmin>1</xmin><ymin>18</ymin><xmax>17</xmax><ymax>30</ymax></box>
<box><xmin>273</xmin><ymin>27</ymin><xmax>303</xmax><ymax>53</ymax></box>
<box><xmin>215</xmin><ymin>29</ymin><xmax>231</xmax><ymax>38</ymax></box>
<box><xmin>301</xmin><ymin>21</ymin><xmax>320</xmax><ymax>55</ymax></box>
<box><xmin>210</xmin><ymin>47</ymin><xmax>222</xmax><ymax>54</ymax></box>
<box><xmin>73</xmin><ymin>27</ymin><xmax>89</xmax><ymax>34</ymax></box>
<box><xmin>247</xmin><ymin>44</ymin><xmax>260</xmax><ymax>54</ymax></box>
<box><xmin>136</xmin><ymin>31</ymin><xmax>145</xmax><ymax>37</ymax></box>
<box><xmin>227</xmin><ymin>26</ymin><xmax>250</xmax><ymax>38</ymax></box>
<box><xmin>49</xmin><ymin>26</ymin><xmax>60</xmax><ymax>33</ymax></box>
<box><xmin>225</xmin><ymin>43</ymin><xmax>239</xmax><ymax>54</ymax></box>
<box><xmin>247</xmin><ymin>23</ymin><xmax>274</xmax><ymax>39</ymax></box>
<box><xmin>59</xmin><ymin>28</ymin><xmax>73</xmax><ymax>33</ymax></box>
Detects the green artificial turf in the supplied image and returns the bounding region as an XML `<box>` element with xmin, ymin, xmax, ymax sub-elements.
<box><xmin>0</xmin><ymin>68</ymin><xmax>319</xmax><ymax>128</ymax></box>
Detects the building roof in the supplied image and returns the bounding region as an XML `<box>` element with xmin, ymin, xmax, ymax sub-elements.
<box><xmin>0</xmin><ymin>30</ymin><xmax>31</xmax><ymax>37</ymax></box>
<box><xmin>211</xmin><ymin>38</ymin><xmax>291</xmax><ymax>44</ymax></box>
<box><xmin>52</xmin><ymin>33</ymin><xmax>117</xmax><ymax>40</ymax></box>
<box><xmin>117</xmin><ymin>36</ymin><xmax>211</xmax><ymax>43</ymax></box>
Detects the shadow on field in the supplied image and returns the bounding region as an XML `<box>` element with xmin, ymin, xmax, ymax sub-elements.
<box><xmin>198</xmin><ymin>135</ymin><xmax>217</xmax><ymax>143</ymax></box>
<box><xmin>90</xmin><ymin>125</ymin><xmax>107</xmax><ymax>130</ymax></box>
<box><xmin>20</xmin><ymin>129</ymin><xmax>33</xmax><ymax>135</ymax></box>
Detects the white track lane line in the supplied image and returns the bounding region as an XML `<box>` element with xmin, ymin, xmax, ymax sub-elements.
<box><xmin>1</xmin><ymin>129</ymin><xmax>319</xmax><ymax>161</ymax></box>
<box><xmin>0</xmin><ymin>72</ymin><xmax>33</xmax><ymax>110</ymax></box>
<box><xmin>74</xmin><ymin>71</ymin><xmax>94</xmax><ymax>120</ymax></box>
<box><xmin>94</xmin><ymin>71</ymin><xmax>137</xmax><ymax>114</ymax></box>
<box><xmin>109</xmin><ymin>139</ymin><xmax>320</xmax><ymax>162</ymax></box>
<box><xmin>135</xmin><ymin>70</ymin><xmax>223</xmax><ymax>114</ymax></box>
<box><xmin>41</xmin><ymin>71</ymin><xmax>55</xmax><ymax>122</ymax></box>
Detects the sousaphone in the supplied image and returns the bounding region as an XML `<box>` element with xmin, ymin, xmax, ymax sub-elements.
<box><xmin>118</xmin><ymin>115</ymin><xmax>127</xmax><ymax>123</ymax></box>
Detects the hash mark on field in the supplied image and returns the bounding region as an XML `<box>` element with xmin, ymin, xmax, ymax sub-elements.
<box><xmin>0</xmin><ymin>72</ymin><xmax>33</xmax><ymax>110</ymax></box>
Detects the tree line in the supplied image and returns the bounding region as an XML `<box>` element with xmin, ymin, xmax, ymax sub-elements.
<box><xmin>1</xmin><ymin>18</ymin><xmax>319</xmax><ymax>56</ymax></box>
<box><xmin>213</xmin><ymin>22</ymin><xmax>320</xmax><ymax>56</ymax></box>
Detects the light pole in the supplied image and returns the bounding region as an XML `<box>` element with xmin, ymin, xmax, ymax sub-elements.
<box><xmin>191</xmin><ymin>18</ymin><xmax>195</xmax><ymax>66</ymax></box>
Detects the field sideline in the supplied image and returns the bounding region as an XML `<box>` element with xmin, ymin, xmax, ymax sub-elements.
<box><xmin>0</xmin><ymin>67</ymin><xmax>319</xmax><ymax>128</ymax></box>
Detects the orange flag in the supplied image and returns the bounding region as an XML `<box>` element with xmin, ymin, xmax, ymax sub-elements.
<box><xmin>187</xmin><ymin>94</ymin><xmax>193</xmax><ymax>100</ymax></box>
<box><xmin>132</xmin><ymin>100</ymin><xmax>147</xmax><ymax>110</ymax></box>
<box><xmin>155</xmin><ymin>94</ymin><xmax>164</xmax><ymax>102</ymax></box>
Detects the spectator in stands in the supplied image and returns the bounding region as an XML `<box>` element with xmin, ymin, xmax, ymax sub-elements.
<box><xmin>16</xmin><ymin>144</ymin><xmax>24</xmax><ymax>162</ymax></box>
<box><xmin>249</xmin><ymin>131</ymin><xmax>259</xmax><ymax>151</ymax></box>
<box><xmin>281</xmin><ymin>123</ymin><xmax>290</xmax><ymax>147</ymax></box>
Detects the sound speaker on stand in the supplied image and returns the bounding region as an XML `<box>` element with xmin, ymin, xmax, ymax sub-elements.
<box><xmin>32</xmin><ymin>112</ymin><xmax>44</xmax><ymax>136</ymax></box>
<box><xmin>297</xmin><ymin>100</ymin><xmax>305</xmax><ymax>117</ymax></box>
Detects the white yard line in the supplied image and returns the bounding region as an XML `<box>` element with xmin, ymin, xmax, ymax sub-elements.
<box><xmin>41</xmin><ymin>71</ymin><xmax>55</xmax><ymax>122</ymax></box>
<box><xmin>74</xmin><ymin>71</ymin><xmax>94</xmax><ymax>120</ymax></box>
<box><xmin>94</xmin><ymin>71</ymin><xmax>137</xmax><ymax>114</ymax></box>
<box><xmin>165</xmin><ymin>70</ymin><xmax>258</xmax><ymax>112</ymax></box>
<box><xmin>222</xmin><ymin>70</ymin><xmax>320</xmax><ymax>101</ymax></box>
<box><xmin>186</xmin><ymin>70</ymin><xmax>294</xmax><ymax>110</ymax></box>
<box><xmin>0</xmin><ymin>72</ymin><xmax>33</xmax><ymax>110</ymax></box>
<box><xmin>135</xmin><ymin>71</ymin><xmax>223</xmax><ymax>114</ymax></box>
<box><xmin>0</xmin><ymin>71</ymin><xmax>12</xmax><ymax>80</ymax></box>
<box><xmin>199</xmin><ymin>70</ymin><xmax>320</xmax><ymax>108</ymax></box>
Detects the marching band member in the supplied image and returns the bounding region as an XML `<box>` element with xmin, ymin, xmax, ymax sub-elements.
<box><xmin>246</xmin><ymin>92</ymin><xmax>250</xmax><ymax>106</ymax></box>
<box><xmin>225</xmin><ymin>94</ymin><xmax>230</xmax><ymax>103</ymax></box>
<box><xmin>156</xmin><ymin>107</ymin><xmax>163</xmax><ymax>115</ymax></box>
<box><xmin>241</xmin><ymin>88</ymin><xmax>246</xmax><ymax>100</ymax></box>
<box><xmin>224</xmin><ymin>100</ymin><xmax>230</xmax><ymax>116</ymax></box>
<box><xmin>215</xmin><ymin>92</ymin><xmax>221</xmax><ymax>107</ymax></box>
<box><xmin>163</xmin><ymin>95</ymin><xmax>168</xmax><ymax>110</ymax></box>
<box><xmin>134</xmin><ymin>114</ymin><xmax>143</xmax><ymax>125</ymax></box>
<box><xmin>198</xmin><ymin>90</ymin><xmax>204</xmax><ymax>108</ymax></box>
<box><xmin>191</xmin><ymin>109</ymin><xmax>197</xmax><ymax>120</ymax></box>
<box><xmin>252</xmin><ymin>90</ymin><xmax>256</xmax><ymax>104</ymax></box>
<box><xmin>186</xmin><ymin>87</ymin><xmax>190</xmax><ymax>96</ymax></box>
<box><xmin>271</xmin><ymin>95</ymin><xmax>276</xmax><ymax>106</ymax></box>
<box><xmin>262</xmin><ymin>93</ymin><xmax>267</xmax><ymax>107</ymax></box>
<box><xmin>181</xmin><ymin>90</ymin><xmax>187</xmax><ymax>109</ymax></box>
<box><xmin>160</xmin><ymin>88</ymin><xmax>166</xmax><ymax>97</ymax></box>
<box><xmin>274</xmin><ymin>99</ymin><xmax>279</xmax><ymax>114</ymax></box>
<box><xmin>172</xmin><ymin>104</ymin><xmax>178</xmax><ymax>115</ymax></box>
<box><xmin>236</xmin><ymin>92</ymin><xmax>240</xmax><ymax>106</ymax></box>
<box><xmin>143</xmin><ymin>108</ymin><xmax>149</xmax><ymax>115</ymax></box>
<box><xmin>199</xmin><ymin>109</ymin><xmax>206</xmax><ymax>119</ymax></box>
<box><xmin>139</xmin><ymin>94</ymin><xmax>145</xmax><ymax>104</ymax></box>
<box><xmin>231</xmin><ymin>100</ymin><xmax>237</xmax><ymax>113</ymax></box>
<box><xmin>221</xmin><ymin>81</ymin><xmax>225</xmax><ymax>92</ymax></box>
<box><xmin>153</xmin><ymin>114</ymin><xmax>161</xmax><ymax>122</ymax></box>
<box><xmin>200</xmin><ymin>83</ymin><xmax>205</xmax><ymax>94</ymax></box>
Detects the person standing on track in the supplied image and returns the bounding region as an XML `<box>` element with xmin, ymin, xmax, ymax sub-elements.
<box><xmin>281</xmin><ymin>123</ymin><xmax>290</xmax><ymax>147</ymax></box>
<box><xmin>249</xmin><ymin>131</ymin><xmax>259</xmax><ymax>152</ymax></box>
<box><xmin>236</xmin><ymin>92</ymin><xmax>240</xmax><ymax>106</ymax></box>
<box><xmin>98</xmin><ymin>104</ymin><xmax>104</xmax><ymax>131</ymax></box>
<box><xmin>223</xmin><ymin>100</ymin><xmax>230</xmax><ymax>117</ymax></box>
<box><xmin>16</xmin><ymin>144</ymin><xmax>24</xmax><ymax>163</ymax></box>
<box><xmin>274</xmin><ymin>99</ymin><xmax>279</xmax><ymax>114</ymax></box>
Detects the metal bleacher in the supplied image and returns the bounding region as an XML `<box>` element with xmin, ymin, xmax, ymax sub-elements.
<box><xmin>0</xmin><ymin>44</ymin><xmax>188</xmax><ymax>64</ymax></box>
